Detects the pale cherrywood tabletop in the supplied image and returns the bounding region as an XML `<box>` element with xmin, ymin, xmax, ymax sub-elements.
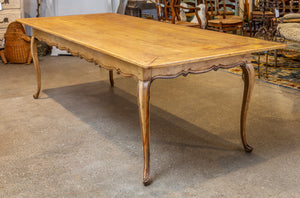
<box><xmin>17</xmin><ymin>13</ymin><xmax>285</xmax><ymax>186</ymax></box>
<box><xmin>18</xmin><ymin>13</ymin><xmax>284</xmax><ymax>68</ymax></box>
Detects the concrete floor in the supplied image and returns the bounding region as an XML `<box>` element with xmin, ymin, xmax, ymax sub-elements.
<box><xmin>0</xmin><ymin>56</ymin><xmax>299</xmax><ymax>197</ymax></box>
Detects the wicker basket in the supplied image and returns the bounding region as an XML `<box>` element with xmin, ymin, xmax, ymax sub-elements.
<box><xmin>0</xmin><ymin>22</ymin><xmax>32</xmax><ymax>64</ymax></box>
<box><xmin>4</xmin><ymin>32</ymin><xmax>31</xmax><ymax>63</ymax></box>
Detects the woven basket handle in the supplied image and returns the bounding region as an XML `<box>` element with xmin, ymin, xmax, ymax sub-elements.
<box><xmin>21</xmin><ymin>35</ymin><xmax>31</xmax><ymax>42</ymax></box>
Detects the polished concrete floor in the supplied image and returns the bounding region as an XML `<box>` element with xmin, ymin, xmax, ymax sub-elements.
<box><xmin>0</xmin><ymin>56</ymin><xmax>299</xmax><ymax>197</ymax></box>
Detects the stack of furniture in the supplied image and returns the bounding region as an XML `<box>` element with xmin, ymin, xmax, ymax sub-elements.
<box><xmin>0</xmin><ymin>0</ymin><xmax>23</xmax><ymax>40</ymax></box>
<box><xmin>249</xmin><ymin>0</ymin><xmax>287</xmax><ymax>37</ymax></box>
<box><xmin>155</xmin><ymin>0</ymin><xmax>245</xmax><ymax>33</ymax></box>
<box><xmin>251</xmin><ymin>0</ymin><xmax>282</xmax><ymax>39</ymax></box>
<box><xmin>275</xmin><ymin>0</ymin><xmax>300</xmax><ymax>64</ymax></box>
<box><xmin>276</xmin><ymin>0</ymin><xmax>300</xmax><ymax>42</ymax></box>
<box><xmin>253</xmin><ymin>0</ymin><xmax>300</xmax><ymax>76</ymax></box>
<box><xmin>250</xmin><ymin>0</ymin><xmax>281</xmax><ymax>78</ymax></box>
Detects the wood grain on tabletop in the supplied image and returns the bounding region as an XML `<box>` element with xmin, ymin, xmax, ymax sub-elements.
<box><xmin>17</xmin><ymin>13</ymin><xmax>285</xmax><ymax>68</ymax></box>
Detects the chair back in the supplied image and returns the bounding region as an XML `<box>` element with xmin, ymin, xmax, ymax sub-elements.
<box><xmin>205</xmin><ymin>0</ymin><xmax>217</xmax><ymax>17</ymax></box>
<box><xmin>274</xmin><ymin>0</ymin><xmax>300</xmax><ymax>17</ymax></box>
<box><xmin>155</xmin><ymin>0</ymin><xmax>207</xmax><ymax>28</ymax></box>
<box><xmin>181</xmin><ymin>0</ymin><xmax>198</xmax><ymax>7</ymax></box>
<box><xmin>289</xmin><ymin>0</ymin><xmax>300</xmax><ymax>14</ymax></box>
<box><xmin>174</xmin><ymin>0</ymin><xmax>206</xmax><ymax>28</ymax></box>
<box><xmin>217</xmin><ymin>0</ymin><xmax>238</xmax><ymax>16</ymax></box>
<box><xmin>255</xmin><ymin>0</ymin><xmax>286</xmax><ymax>17</ymax></box>
<box><xmin>278</xmin><ymin>0</ymin><xmax>300</xmax><ymax>23</ymax></box>
<box><xmin>155</xmin><ymin>0</ymin><xmax>174</xmax><ymax>22</ymax></box>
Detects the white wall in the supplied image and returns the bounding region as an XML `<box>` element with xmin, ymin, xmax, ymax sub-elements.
<box><xmin>24</xmin><ymin>0</ymin><xmax>113</xmax><ymax>18</ymax></box>
<box><xmin>55</xmin><ymin>0</ymin><xmax>111</xmax><ymax>16</ymax></box>
<box><xmin>23</xmin><ymin>0</ymin><xmax>113</xmax><ymax>35</ymax></box>
<box><xmin>23</xmin><ymin>0</ymin><xmax>36</xmax><ymax>18</ymax></box>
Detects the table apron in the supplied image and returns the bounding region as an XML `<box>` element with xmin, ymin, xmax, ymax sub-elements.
<box><xmin>150</xmin><ymin>55</ymin><xmax>251</xmax><ymax>80</ymax></box>
<box><xmin>32</xmin><ymin>29</ymin><xmax>149</xmax><ymax>80</ymax></box>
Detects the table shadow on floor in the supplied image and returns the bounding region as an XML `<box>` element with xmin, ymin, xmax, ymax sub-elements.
<box><xmin>43</xmin><ymin>80</ymin><xmax>265</xmax><ymax>185</ymax></box>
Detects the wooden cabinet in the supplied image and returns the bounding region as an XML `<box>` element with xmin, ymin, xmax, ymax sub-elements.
<box><xmin>0</xmin><ymin>0</ymin><xmax>23</xmax><ymax>39</ymax></box>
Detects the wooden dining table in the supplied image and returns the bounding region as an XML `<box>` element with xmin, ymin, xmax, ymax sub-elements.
<box><xmin>17</xmin><ymin>13</ymin><xmax>285</xmax><ymax>186</ymax></box>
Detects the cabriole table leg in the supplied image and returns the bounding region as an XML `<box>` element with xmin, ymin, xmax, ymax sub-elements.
<box><xmin>240</xmin><ymin>63</ymin><xmax>255</xmax><ymax>152</ymax></box>
<box><xmin>31</xmin><ymin>36</ymin><xmax>41</xmax><ymax>99</ymax></box>
<box><xmin>137</xmin><ymin>80</ymin><xmax>151</xmax><ymax>186</ymax></box>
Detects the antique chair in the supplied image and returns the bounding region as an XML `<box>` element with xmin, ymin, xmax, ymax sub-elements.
<box><xmin>279</xmin><ymin>0</ymin><xmax>300</xmax><ymax>23</ymax></box>
<box><xmin>249</xmin><ymin>0</ymin><xmax>286</xmax><ymax>37</ymax></box>
<box><xmin>206</xmin><ymin>0</ymin><xmax>246</xmax><ymax>34</ymax></box>
<box><xmin>274</xmin><ymin>0</ymin><xmax>300</xmax><ymax>66</ymax></box>
<box><xmin>259</xmin><ymin>22</ymin><xmax>300</xmax><ymax>76</ymax></box>
<box><xmin>155</xmin><ymin>0</ymin><xmax>204</xmax><ymax>28</ymax></box>
<box><xmin>276</xmin><ymin>0</ymin><xmax>300</xmax><ymax>42</ymax></box>
<box><xmin>255</xmin><ymin>0</ymin><xmax>300</xmax><ymax>77</ymax></box>
<box><xmin>250</xmin><ymin>0</ymin><xmax>283</xmax><ymax>77</ymax></box>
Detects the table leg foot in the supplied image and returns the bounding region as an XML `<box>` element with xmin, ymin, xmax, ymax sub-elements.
<box><xmin>109</xmin><ymin>70</ymin><xmax>114</xmax><ymax>87</ymax></box>
<box><xmin>240</xmin><ymin>63</ymin><xmax>255</xmax><ymax>153</ymax></box>
<box><xmin>143</xmin><ymin>175</ymin><xmax>152</xmax><ymax>186</ymax></box>
<box><xmin>31</xmin><ymin>36</ymin><xmax>41</xmax><ymax>99</ymax></box>
<box><xmin>244</xmin><ymin>144</ymin><xmax>253</xmax><ymax>153</ymax></box>
<box><xmin>137</xmin><ymin>80</ymin><xmax>151</xmax><ymax>186</ymax></box>
<box><xmin>33</xmin><ymin>93</ymin><xmax>40</xmax><ymax>99</ymax></box>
